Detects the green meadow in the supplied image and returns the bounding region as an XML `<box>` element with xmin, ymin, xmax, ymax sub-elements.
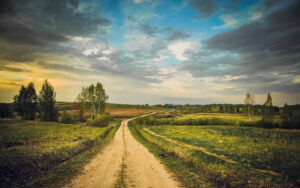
<box><xmin>0</xmin><ymin>119</ymin><xmax>119</xmax><ymax>187</ymax></box>
<box><xmin>129</xmin><ymin>114</ymin><xmax>300</xmax><ymax>187</ymax></box>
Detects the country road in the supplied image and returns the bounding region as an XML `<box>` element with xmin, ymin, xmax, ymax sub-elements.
<box><xmin>64</xmin><ymin>118</ymin><xmax>180</xmax><ymax>188</ymax></box>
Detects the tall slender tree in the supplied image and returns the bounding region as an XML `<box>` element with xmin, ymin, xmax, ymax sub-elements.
<box><xmin>262</xmin><ymin>92</ymin><xmax>274</xmax><ymax>121</ymax></box>
<box><xmin>95</xmin><ymin>82</ymin><xmax>109</xmax><ymax>115</ymax></box>
<box><xmin>75</xmin><ymin>87</ymin><xmax>88</xmax><ymax>121</ymax></box>
<box><xmin>244</xmin><ymin>93</ymin><xmax>255</xmax><ymax>121</ymax></box>
<box><xmin>39</xmin><ymin>80</ymin><xmax>57</xmax><ymax>121</ymax></box>
<box><xmin>13</xmin><ymin>82</ymin><xmax>38</xmax><ymax>120</ymax></box>
<box><xmin>13</xmin><ymin>85</ymin><xmax>26</xmax><ymax>116</ymax></box>
<box><xmin>87</xmin><ymin>84</ymin><xmax>95</xmax><ymax>119</ymax></box>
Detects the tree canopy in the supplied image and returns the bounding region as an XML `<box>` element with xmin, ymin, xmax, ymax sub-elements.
<box><xmin>39</xmin><ymin>79</ymin><xmax>57</xmax><ymax>121</ymax></box>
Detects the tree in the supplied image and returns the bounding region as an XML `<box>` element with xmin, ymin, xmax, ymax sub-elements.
<box><xmin>75</xmin><ymin>86</ymin><xmax>90</xmax><ymax>121</ymax></box>
<box><xmin>13</xmin><ymin>83</ymin><xmax>38</xmax><ymax>120</ymax></box>
<box><xmin>95</xmin><ymin>82</ymin><xmax>109</xmax><ymax>115</ymax></box>
<box><xmin>262</xmin><ymin>92</ymin><xmax>274</xmax><ymax>121</ymax></box>
<box><xmin>244</xmin><ymin>93</ymin><xmax>255</xmax><ymax>121</ymax></box>
<box><xmin>87</xmin><ymin>84</ymin><xmax>96</xmax><ymax>119</ymax></box>
<box><xmin>39</xmin><ymin>80</ymin><xmax>57</xmax><ymax>121</ymax></box>
<box><xmin>13</xmin><ymin>85</ymin><xmax>26</xmax><ymax>116</ymax></box>
<box><xmin>75</xmin><ymin>82</ymin><xmax>109</xmax><ymax>120</ymax></box>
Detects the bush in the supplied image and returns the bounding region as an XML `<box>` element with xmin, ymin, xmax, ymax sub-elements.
<box><xmin>58</xmin><ymin>111</ymin><xmax>73</xmax><ymax>123</ymax></box>
<box><xmin>87</xmin><ymin>115</ymin><xmax>113</xmax><ymax>127</ymax></box>
<box><xmin>280</xmin><ymin>120</ymin><xmax>300</xmax><ymax>129</ymax></box>
<box><xmin>0</xmin><ymin>103</ymin><xmax>13</xmax><ymax>118</ymax></box>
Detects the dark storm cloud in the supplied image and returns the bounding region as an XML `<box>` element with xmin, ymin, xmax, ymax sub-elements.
<box><xmin>190</xmin><ymin>0</ymin><xmax>216</xmax><ymax>18</ymax></box>
<box><xmin>0</xmin><ymin>0</ymin><xmax>111</xmax><ymax>71</ymax></box>
<box><xmin>2</xmin><ymin>0</ymin><xmax>110</xmax><ymax>36</ymax></box>
<box><xmin>0</xmin><ymin>0</ymin><xmax>15</xmax><ymax>16</ymax></box>
<box><xmin>221</xmin><ymin>0</ymin><xmax>241</xmax><ymax>11</ymax></box>
<box><xmin>39</xmin><ymin>0</ymin><xmax>110</xmax><ymax>36</ymax></box>
<box><xmin>181</xmin><ymin>1</ymin><xmax>300</xmax><ymax>94</ymax></box>
<box><xmin>262</xmin><ymin>0</ymin><xmax>284</xmax><ymax>10</ymax></box>
<box><xmin>189</xmin><ymin>0</ymin><xmax>241</xmax><ymax>18</ymax></box>
<box><xmin>0</xmin><ymin>17</ymin><xmax>68</xmax><ymax>46</ymax></box>
<box><xmin>204</xmin><ymin>0</ymin><xmax>300</xmax><ymax>75</ymax></box>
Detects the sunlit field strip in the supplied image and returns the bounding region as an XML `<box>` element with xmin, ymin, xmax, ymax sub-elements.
<box><xmin>144</xmin><ymin>127</ymin><xmax>282</xmax><ymax>176</ymax></box>
<box><xmin>146</xmin><ymin>125</ymin><xmax>300</xmax><ymax>182</ymax></box>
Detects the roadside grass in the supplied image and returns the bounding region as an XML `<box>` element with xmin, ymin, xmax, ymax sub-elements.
<box><xmin>128</xmin><ymin>122</ymin><xmax>217</xmax><ymax>188</ymax></box>
<box><xmin>114</xmin><ymin>161</ymin><xmax>127</xmax><ymax>188</ymax></box>
<box><xmin>129</xmin><ymin>121</ymin><xmax>296</xmax><ymax>187</ymax></box>
<box><xmin>0</xmin><ymin>119</ymin><xmax>120</xmax><ymax>187</ymax></box>
<box><xmin>147</xmin><ymin>125</ymin><xmax>300</xmax><ymax>181</ymax></box>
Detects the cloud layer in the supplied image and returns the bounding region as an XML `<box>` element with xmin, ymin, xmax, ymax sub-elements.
<box><xmin>0</xmin><ymin>0</ymin><xmax>299</xmax><ymax>105</ymax></box>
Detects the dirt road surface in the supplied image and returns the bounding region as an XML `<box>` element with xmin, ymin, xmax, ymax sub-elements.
<box><xmin>64</xmin><ymin>118</ymin><xmax>180</xmax><ymax>188</ymax></box>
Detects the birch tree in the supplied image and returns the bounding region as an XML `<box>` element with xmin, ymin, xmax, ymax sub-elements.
<box><xmin>75</xmin><ymin>82</ymin><xmax>108</xmax><ymax>120</ymax></box>
<box><xmin>244</xmin><ymin>93</ymin><xmax>255</xmax><ymax>121</ymax></box>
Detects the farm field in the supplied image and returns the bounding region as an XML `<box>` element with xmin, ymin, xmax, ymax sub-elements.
<box><xmin>129</xmin><ymin>116</ymin><xmax>300</xmax><ymax>187</ymax></box>
<box><xmin>105</xmin><ymin>108</ymin><xmax>164</xmax><ymax>118</ymax></box>
<box><xmin>0</xmin><ymin>119</ymin><xmax>119</xmax><ymax>187</ymax></box>
<box><xmin>61</xmin><ymin>108</ymin><xmax>164</xmax><ymax>118</ymax></box>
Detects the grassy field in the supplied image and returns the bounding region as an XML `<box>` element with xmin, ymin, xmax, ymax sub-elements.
<box><xmin>135</xmin><ymin>113</ymin><xmax>287</xmax><ymax>128</ymax></box>
<box><xmin>181</xmin><ymin>113</ymin><xmax>283</xmax><ymax>123</ymax></box>
<box><xmin>129</xmin><ymin>118</ymin><xmax>300</xmax><ymax>187</ymax></box>
<box><xmin>0</xmin><ymin>119</ymin><xmax>119</xmax><ymax>187</ymax></box>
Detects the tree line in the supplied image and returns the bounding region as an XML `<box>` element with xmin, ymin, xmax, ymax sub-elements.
<box><xmin>13</xmin><ymin>80</ymin><xmax>57</xmax><ymax>121</ymax></box>
<box><xmin>0</xmin><ymin>80</ymin><xmax>109</xmax><ymax>124</ymax></box>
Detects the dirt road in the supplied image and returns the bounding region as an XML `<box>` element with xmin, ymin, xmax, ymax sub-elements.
<box><xmin>64</xmin><ymin>119</ymin><xmax>180</xmax><ymax>188</ymax></box>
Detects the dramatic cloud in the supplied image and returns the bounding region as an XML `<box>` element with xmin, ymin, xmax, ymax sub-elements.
<box><xmin>0</xmin><ymin>17</ymin><xmax>68</xmax><ymax>46</ymax></box>
<box><xmin>205</xmin><ymin>0</ymin><xmax>300</xmax><ymax>75</ymax></box>
<box><xmin>190</xmin><ymin>0</ymin><xmax>241</xmax><ymax>18</ymax></box>
<box><xmin>0</xmin><ymin>0</ymin><xmax>15</xmax><ymax>16</ymax></box>
<box><xmin>11</xmin><ymin>0</ymin><xmax>110</xmax><ymax>36</ymax></box>
<box><xmin>190</xmin><ymin>0</ymin><xmax>216</xmax><ymax>18</ymax></box>
<box><xmin>0</xmin><ymin>0</ymin><xmax>299</xmax><ymax>105</ymax></box>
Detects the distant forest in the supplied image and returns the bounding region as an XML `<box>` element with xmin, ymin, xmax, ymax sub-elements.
<box><xmin>1</xmin><ymin>101</ymin><xmax>300</xmax><ymax>116</ymax></box>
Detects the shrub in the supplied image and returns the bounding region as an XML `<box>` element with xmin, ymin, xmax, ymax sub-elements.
<box><xmin>280</xmin><ymin>120</ymin><xmax>300</xmax><ymax>129</ymax></box>
<box><xmin>58</xmin><ymin>111</ymin><xmax>73</xmax><ymax>123</ymax></box>
<box><xmin>0</xmin><ymin>103</ymin><xmax>13</xmax><ymax>118</ymax></box>
<box><xmin>87</xmin><ymin>115</ymin><xmax>113</xmax><ymax>127</ymax></box>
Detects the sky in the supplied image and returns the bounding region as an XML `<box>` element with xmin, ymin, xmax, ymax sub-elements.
<box><xmin>0</xmin><ymin>0</ymin><xmax>299</xmax><ymax>106</ymax></box>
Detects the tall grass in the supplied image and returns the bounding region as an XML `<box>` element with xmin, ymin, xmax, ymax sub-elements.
<box><xmin>0</xmin><ymin>119</ymin><xmax>119</xmax><ymax>187</ymax></box>
<box><xmin>135</xmin><ymin>115</ymin><xmax>300</xmax><ymax>129</ymax></box>
<box><xmin>129</xmin><ymin>121</ymin><xmax>295</xmax><ymax>187</ymax></box>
